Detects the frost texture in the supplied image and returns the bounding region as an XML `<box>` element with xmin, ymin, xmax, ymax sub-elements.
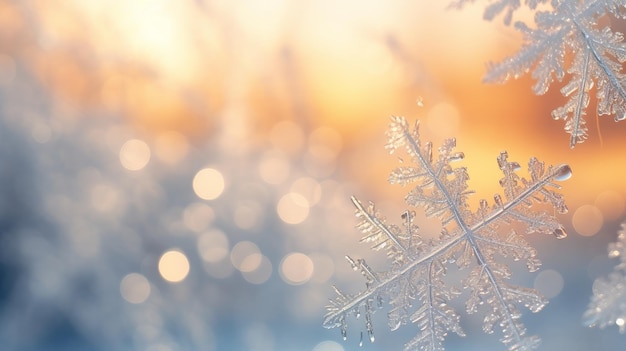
<box><xmin>323</xmin><ymin>117</ymin><xmax>571</xmax><ymax>351</ymax></box>
<box><xmin>480</xmin><ymin>0</ymin><xmax>626</xmax><ymax>148</ymax></box>
<box><xmin>584</xmin><ymin>221</ymin><xmax>626</xmax><ymax>333</ymax></box>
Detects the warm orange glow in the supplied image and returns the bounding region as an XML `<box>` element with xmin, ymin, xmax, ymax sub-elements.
<box><xmin>45</xmin><ymin>1</ymin><xmax>208</xmax><ymax>84</ymax></box>
<box><xmin>4</xmin><ymin>0</ymin><xmax>626</xmax><ymax>215</ymax></box>
<box><xmin>153</xmin><ymin>131</ymin><xmax>190</xmax><ymax>165</ymax></box>
<box><xmin>595</xmin><ymin>190</ymin><xmax>625</xmax><ymax>221</ymax></box>
<box><xmin>426</xmin><ymin>102</ymin><xmax>460</xmax><ymax>143</ymax></box>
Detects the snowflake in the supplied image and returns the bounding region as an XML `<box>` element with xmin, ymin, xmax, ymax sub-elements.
<box><xmin>480</xmin><ymin>0</ymin><xmax>626</xmax><ymax>148</ymax></box>
<box><xmin>323</xmin><ymin>117</ymin><xmax>571</xmax><ymax>351</ymax></box>
<box><xmin>584</xmin><ymin>221</ymin><xmax>626</xmax><ymax>333</ymax></box>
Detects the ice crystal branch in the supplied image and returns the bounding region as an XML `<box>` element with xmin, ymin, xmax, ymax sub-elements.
<box><xmin>323</xmin><ymin>117</ymin><xmax>571</xmax><ymax>351</ymax></box>
<box><xmin>481</xmin><ymin>0</ymin><xmax>626</xmax><ymax>147</ymax></box>
<box><xmin>449</xmin><ymin>0</ymin><xmax>549</xmax><ymax>25</ymax></box>
<box><xmin>584</xmin><ymin>221</ymin><xmax>626</xmax><ymax>333</ymax></box>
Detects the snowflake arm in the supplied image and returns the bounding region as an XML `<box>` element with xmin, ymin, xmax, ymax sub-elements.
<box><xmin>324</xmin><ymin>117</ymin><xmax>571</xmax><ymax>351</ymax></box>
<box><xmin>584</xmin><ymin>222</ymin><xmax>626</xmax><ymax>333</ymax></box>
<box><xmin>484</xmin><ymin>0</ymin><xmax>626</xmax><ymax>147</ymax></box>
<box><xmin>448</xmin><ymin>0</ymin><xmax>549</xmax><ymax>25</ymax></box>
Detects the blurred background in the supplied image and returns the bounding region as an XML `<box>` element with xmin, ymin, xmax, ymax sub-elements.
<box><xmin>1</xmin><ymin>1</ymin><xmax>626</xmax><ymax>350</ymax></box>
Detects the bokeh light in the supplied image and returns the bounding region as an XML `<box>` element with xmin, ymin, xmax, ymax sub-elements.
<box><xmin>242</xmin><ymin>255</ymin><xmax>273</xmax><ymax>285</ymax></box>
<box><xmin>280</xmin><ymin>252</ymin><xmax>314</xmax><ymax>285</ymax></box>
<box><xmin>193</xmin><ymin>168</ymin><xmax>225</xmax><ymax>200</ymax></box>
<box><xmin>120</xmin><ymin>273</ymin><xmax>151</xmax><ymax>304</ymax></box>
<box><xmin>3</xmin><ymin>1</ymin><xmax>626</xmax><ymax>350</ymax></box>
<box><xmin>197</xmin><ymin>229</ymin><xmax>230</xmax><ymax>263</ymax></box>
<box><xmin>572</xmin><ymin>205</ymin><xmax>604</xmax><ymax>237</ymax></box>
<box><xmin>533</xmin><ymin>269</ymin><xmax>565</xmax><ymax>299</ymax></box>
<box><xmin>290</xmin><ymin>177</ymin><xmax>322</xmax><ymax>207</ymax></box>
<box><xmin>277</xmin><ymin>192</ymin><xmax>310</xmax><ymax>224</ymax></box>
<box><xmin>119</xmin><ymin>139</ymin><xmax>151</xmax><ymax>171</ymax></box>
<box><xmin>230</xmin><ymin>241</ymin><xmax>261</xmax><ymax>272</ymax></box>
<box><xmin>158</xmin><ymin>250</ymin><xmax>190</xmax><ymax>283</ymax></box>
<box><xmin>313</xmin><ymin>340</ymin><xmax>345</xmax><ymax>351</ymax></box>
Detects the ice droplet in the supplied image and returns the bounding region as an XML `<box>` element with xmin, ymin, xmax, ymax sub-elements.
<box><xmin>553</xmin><ymin>165</ymin><xmax>572</xmax><ymax>181</ymax></box>
<box><xmin>511</xmin><ymin>161</ymin><xmax>521</xmax><ymax>171</ymax></box>
<box><xmin>553</xmin><ymin>225</ymin><xmax>567</xmax><ymax>239</ymax></box>
<box><xmin>416</xmin><ymin>97</ymin><xmax>424</xmax><ymax>107</ymax></box>
<box><xmin>359</xmin><ymin>332</ymin><xmax>364</xmax><ymax>347</ymax></box>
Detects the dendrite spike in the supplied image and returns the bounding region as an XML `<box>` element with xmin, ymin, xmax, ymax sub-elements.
<box><xmin>425</xmin><ymin>142</ymin><xmax>433</xmax><ymax>163</ymax></box>
<box><xmin>449</xmin><ymin>152</ymin><xmax>465</xmax><ymax>162</ymax></box>
<box><xmin>497</xmin><ymin>151</ymin><xmax>508</xmax><ymax>169</ymax></box>
<box><xmin>346</xmin><ymin>256</ymin><xmax>358</xmax><ymax>271</ymax></box>
<box><xmin>494</xmin><ymin>194</ymin><xmax>503</xmax><ymax>207</ymax></box>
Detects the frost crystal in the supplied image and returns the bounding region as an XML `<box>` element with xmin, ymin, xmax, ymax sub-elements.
<box><xmin>323</xmin><ymin>117</ymin><xmax>571</xmax><ymax>351</ymax></box>
<box><xmin>584</xmin><ymin>222</ymin><xmax>626</xmax><ymax>333</ymax></box>
<box><xmin>481</xmin><ymin>0</ymin><xmax>626</xmax><ymax>147</ymax></box>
